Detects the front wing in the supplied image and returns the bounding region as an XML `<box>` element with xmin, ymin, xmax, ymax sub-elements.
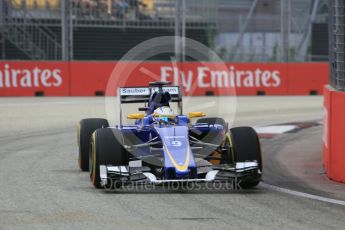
<box><xmin>99</xmin><ymin>161</ymin><xmax>261</xmax><ymax>187</ymax></box>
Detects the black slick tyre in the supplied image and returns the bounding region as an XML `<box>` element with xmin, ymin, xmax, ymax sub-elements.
<box><xmin>77</xmin><ymin>118</ymin><xmax>109</xmax><ymax>171</ymax></box>
<box><xmin>90</xmin><ymin>128</ymin><xmax>128</xmax><ymax>189</ymax></box>
<box><xmin>230</xmin><ymin>127</ymin><xmax>262</xmax><ymax>188</ymax></box>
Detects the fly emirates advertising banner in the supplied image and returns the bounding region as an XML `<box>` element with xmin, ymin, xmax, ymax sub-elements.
<box><xmin>0</xmin><ymin>61</ymin><xmax>328</xmax><ymax>96</ymax></box>
<box><xmin>0</xmin><ymin>62</ymin><xmax>69</xmax><ymax>96</ymax></box>
<box><xmin>159</xmin><ymin>63</ymin><xmax>283</xmax><ymax>95</ymax></box>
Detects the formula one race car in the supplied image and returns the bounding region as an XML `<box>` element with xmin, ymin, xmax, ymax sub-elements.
<box><xmin>77</xmin><ymin>82</ymin><xmax>262</xmax><ymax>190</ymax></box>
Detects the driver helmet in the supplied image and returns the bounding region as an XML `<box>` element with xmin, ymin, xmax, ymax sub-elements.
<box><xmin>154</xmin><ymin>106</ymin><xmax>174</xmax><ymax>116</ymax></box>
<box><xmin>153</xmin><ymin>106</ymin><xmax>175</xmax><ymax>123</ymax></box>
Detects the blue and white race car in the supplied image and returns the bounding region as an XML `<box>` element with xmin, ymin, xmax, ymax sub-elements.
<box><xmin>77</xmin><ymin>82</ymin><xmax>262</xmax><ymax>190</ymax></box>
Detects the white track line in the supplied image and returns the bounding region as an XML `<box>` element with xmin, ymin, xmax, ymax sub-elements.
<box><xmin>261</xmin><ymin>183</ymin><xmax>345</xmax><ymax>207</ymax></box>
<box><xmin>254</xmin><ymin>125</ymin><xmax>297</xmax><ymax>134</ymax></box>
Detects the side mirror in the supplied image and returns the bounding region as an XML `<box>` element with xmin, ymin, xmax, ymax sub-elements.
<box><xmin>188</xmin><ymin>112</ymin><xmax>206</xmax><ymax>118</ymax></box>
<box><xmin>127</xmin><ymin>113</ymin><xmax>145</xmax><ymax>119</ymax></box>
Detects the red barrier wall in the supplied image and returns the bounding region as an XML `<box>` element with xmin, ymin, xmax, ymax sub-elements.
<box><xmin>287</xmin><ymin>62</ymin><xmax>329</xmax><ymax>95</ymax></box>
<box><xmin>0</xmin><ymin>61</ymin><xmax>70</xmax><ymax>96</ymax></box>
<box><xmin>70</xmin><ymin>62</ymin><xmax>114</xmax><ymax>96</ymax></box>
<box><xmin>323</xmin><ymin>86</ymin><xmax>331</xmax><ymax>173</ymax></box>
<box><xmin>0</xmin><ymin>61</ymin><xmax>328</xmax><ymax>96</ymax></box>
<box><xmin>323</xmin><ymin>86</ymin><xmax>345</xmax><ymax>183</ymax></box>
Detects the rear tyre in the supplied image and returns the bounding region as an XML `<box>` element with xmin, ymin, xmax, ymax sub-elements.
<box><xmin>230</xmin><ymin>127</ymin><xmax>262</xmax><ymax>189</ymax></box>
<box><xmin>77</xmin><ymin>118</ymin><xmax>109</xmax><ymax>171</ymax></box>
<box><xmin>196</xmin><ymin>117</ymin><xmax>227</xmax><ymax>128</ymax></box>
<box><xmin>90</xmin><ymin>128</ymin><xmax>128</xmax><ymax>189</ymax></box>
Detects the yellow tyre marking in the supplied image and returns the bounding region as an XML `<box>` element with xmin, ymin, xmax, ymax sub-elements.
<box><xmin>91</xmin><ymin>132</ymin><xmax>97</xmax><ymax>184</ymax></box>
<box><xmin>226</xmin><ymin>133</ymin><xmax>235</xmax><ymax>163</ymax></box>
<box><xmin>257</xmin><ymin>136</ymin><xmax>263</xmax><ymax>169</ymax></box>
<box><xmin>77</xmin><ymin>123</ymin><xmax>81</xmax><ymax>167</ymax></box>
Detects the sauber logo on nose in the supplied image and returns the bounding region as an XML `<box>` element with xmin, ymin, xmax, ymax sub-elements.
<box><xmin>161</xmin><ymin>65</ymin><xmax>281</xmax><ymax>92</ymax></box>
<box><xmin>0</xmin><ymin>64</ymin><xmax>63</xmax><ymax>88</ymax></box>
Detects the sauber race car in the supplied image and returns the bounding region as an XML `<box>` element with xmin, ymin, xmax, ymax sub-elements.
<box><xmin>77</xmin><ymin>82</ymin><xmax>262</xmax><ymax>190</ymax></box>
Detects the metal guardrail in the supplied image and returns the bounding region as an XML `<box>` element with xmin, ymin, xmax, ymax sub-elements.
<box><xmin>6</xmin><ymin>0</ymin><xmax>216</xmax><ymax>29</ymax></box>
<box><xmin>0</xmin><ymin>0</ymin><xmax>329</xmax><ymax>62</ymax></box>
<box><xmin>1</xmin><ymin>0</ymin><xmax>62</xmax><ymax>60</ymax></box>
<box><xmin>329</xmin><ymin>0</ymin><xmax>345</xmax><ymax>90</ymax></box>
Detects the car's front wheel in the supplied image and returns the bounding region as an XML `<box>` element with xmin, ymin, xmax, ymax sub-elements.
<box><xmin>77</xmin><ymin>118</ymin><xmax>109</xmax><ymax>171</ymax></box>
<box><xmin>229</xmin><ymin>127</ymin><xmax>262</xmax><ymax>189</ymax></box>
<box><xmin>90</xmin><ymin>128</ymin><xmax>128</xmax><ymax>189</ymax></box>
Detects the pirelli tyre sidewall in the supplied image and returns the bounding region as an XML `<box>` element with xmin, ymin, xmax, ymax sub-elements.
<box><xmin>77</xmin><ymin>118</ymin><xmax>109</xmax><ymax>171</ymax></box>
<box><xmin>90</xmin><ymin>128</ymin><xmax>128</xmax><ymax>189</ymax></box>
<box><xmin>229</xmin><ymin>126</ymin><xmax>262</xmax><ymax>189</ymax></box>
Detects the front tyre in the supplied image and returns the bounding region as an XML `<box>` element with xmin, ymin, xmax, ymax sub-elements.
<box><xmin>230</xmin><ymin>127</ymin><xmax>262</xmax><ymax>189</ymax></box>
<box><xmin>77</xmin><ymin>118</ymin><xmax>109</xmax><ymax>171</ymax></box>
<box><xmin>90</xmin><ymin>128</ymin><xmax>128</xmax><ymax>189</ymax></box>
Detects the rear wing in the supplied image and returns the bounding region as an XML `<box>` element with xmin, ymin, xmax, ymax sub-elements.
<box><xmin>118</xmin><ymin>86</ymin><xmax>183</xmax><ymax>124</ymax></box>
<box><xmin>119</xmin><ymin>86</ymin><xmax>182</xmax><ymax>104</ymax></box>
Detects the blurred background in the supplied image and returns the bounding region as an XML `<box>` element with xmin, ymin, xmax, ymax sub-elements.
<box><xmin>0</xmin><ymin>0</ymin><xmax>329</xmax><ymax>62</ymax></box>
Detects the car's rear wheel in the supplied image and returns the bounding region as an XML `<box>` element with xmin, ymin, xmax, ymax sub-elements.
<box><xmin>77</xmin><ymin>118</ymin><xmax>109</xmax><ymax>171</ymax></box>
<box><xmin>229</xmin><ymin>127</ymin><xmax>262</xmax><ymax>189</ymax></box>
<box><xmin>90</xmin><ymin>128</ymin><xmax>128</xmax><ymax>189</ymax></box>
